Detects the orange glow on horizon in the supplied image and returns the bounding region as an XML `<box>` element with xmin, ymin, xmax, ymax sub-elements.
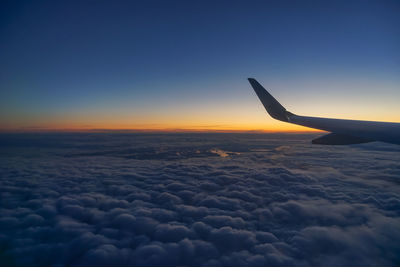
<box><xmin>0</xmin><ymin>121</ymin><xmax>323</xmax><ymax>133</ymax></box>
<box><xmin>2</xmin><ymin>100</ymin><xmax>399</xmax><ymax>133</ymax></box>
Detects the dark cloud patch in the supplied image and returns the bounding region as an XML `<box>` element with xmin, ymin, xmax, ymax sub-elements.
<box><xmin>0</xmin><ymin>133</ymin><xmax>399</xmax><ymax>266</ymax></box>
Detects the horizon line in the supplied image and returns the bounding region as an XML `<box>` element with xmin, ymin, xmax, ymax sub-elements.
<box><xmin>0</xmin><ymin>127</ymin><xmax>324</xmax><ymax>134</ymax></box>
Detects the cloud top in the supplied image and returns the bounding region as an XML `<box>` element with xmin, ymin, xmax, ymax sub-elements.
<box><xmin>0</xmin><ymin>133</ymin><xmax>399</xmax><ymax>266</ymax></box>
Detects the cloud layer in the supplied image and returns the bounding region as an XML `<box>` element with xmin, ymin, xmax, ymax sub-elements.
<box><xmin>0</xmin><ymin>133</ymin><xmax>399</xmax><ymax>266</ymax></box>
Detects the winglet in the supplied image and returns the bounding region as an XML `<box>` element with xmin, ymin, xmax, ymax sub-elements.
<box><xmin>248</xmin><ymin>78</ymin><xmax>291</xmax><ymax>122</ymax></box>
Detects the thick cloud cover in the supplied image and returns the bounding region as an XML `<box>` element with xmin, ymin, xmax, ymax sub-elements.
<box><xmin>0</xmin><ymin>133</ymin><xmax>399</xmax><ymax>266</ymax></box>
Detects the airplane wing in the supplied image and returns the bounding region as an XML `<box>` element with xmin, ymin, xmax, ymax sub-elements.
<box><xmin>248</xmin><ymin>78</ymin><xmax>400</xmax><ymax>145</ymax></box>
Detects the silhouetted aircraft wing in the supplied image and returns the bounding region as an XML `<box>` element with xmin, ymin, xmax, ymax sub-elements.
<box><xmin>248</xmin><ymin>78</ymin><xmax>400</xmax><ymax>145</ymax></box>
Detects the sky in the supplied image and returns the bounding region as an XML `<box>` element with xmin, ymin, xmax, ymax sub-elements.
<box><xmin>1</xmin><ymin>0</ymin><xmax>399</xmax><ymax>132</ymax></box>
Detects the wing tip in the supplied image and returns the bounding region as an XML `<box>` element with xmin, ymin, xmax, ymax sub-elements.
<box><xmin>248</xmin><ymin>78</ymin><xmax>290</xmax><ymax>122</ymax></box>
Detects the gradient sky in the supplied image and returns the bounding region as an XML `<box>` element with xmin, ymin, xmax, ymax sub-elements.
<box><xmin>1</xmin><ymin>0</ymin><xmax>399</xmax><ymax>132</ymax></box>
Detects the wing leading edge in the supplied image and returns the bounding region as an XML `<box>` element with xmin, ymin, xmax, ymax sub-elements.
<box><xmin>248</xmin><ymin>78</ymin><xmax>400</xmax><ymax>145</ymax></box>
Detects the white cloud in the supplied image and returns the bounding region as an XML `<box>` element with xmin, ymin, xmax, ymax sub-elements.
<box><xmin>0</xmin><ymin>133</ymin><xmax>399</xmax><ymax>266</ymax></box>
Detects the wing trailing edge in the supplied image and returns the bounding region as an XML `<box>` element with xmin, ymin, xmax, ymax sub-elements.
<box><xmin>311</xmin><ymin>133</ymin><xmax>372</xmax><ymax>145</ymax></box>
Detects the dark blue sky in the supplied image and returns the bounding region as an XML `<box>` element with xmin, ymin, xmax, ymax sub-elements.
<box><xmin>1</xmin><ymin>0</ymin><xmax>399</xmax><ymax>131</ymax></box>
